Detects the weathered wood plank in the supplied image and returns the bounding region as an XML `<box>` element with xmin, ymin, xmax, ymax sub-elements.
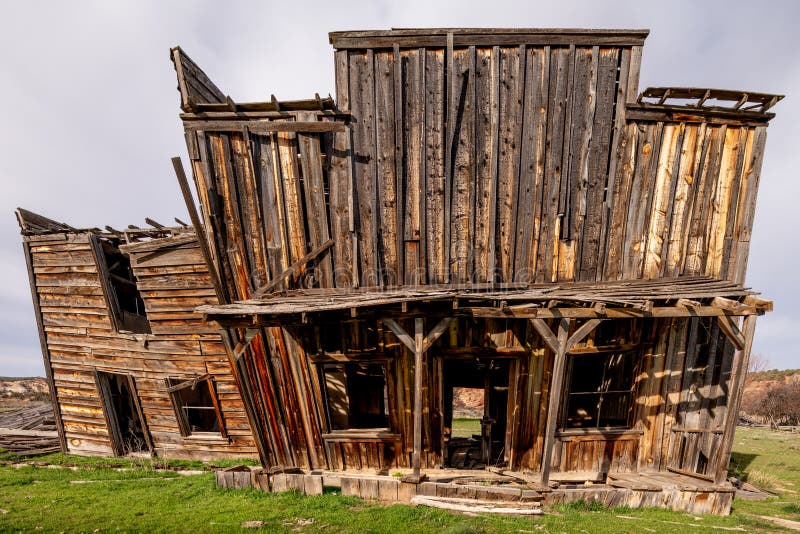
<box><xmin>495</xmin><ymin>46</ymin><xmax>524</xmax><ymax>283</ymax></box>
<box><xmin>536</xmin><ymin>46</ymin><xmax>569</xmax><ymax>283</ymax></box>
<box><xmin>449</xmin><ymin>46</ymin><xmax>476</xmax><ymax>283</ymax></box>
<box><xmin>577</xmin><ymin>48</ymin><xmax>618</xmax><ymax>281</ymax></box>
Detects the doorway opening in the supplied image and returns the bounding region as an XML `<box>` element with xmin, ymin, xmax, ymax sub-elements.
<box><xmin>442</xmin><ymin>358</ymin><xmax>510</xmax><ymax>469</ymax></box>
<box><xmin>95</xmin><ymin>371</ymin><xmax>151</xmax><ymax>456</ymax></box>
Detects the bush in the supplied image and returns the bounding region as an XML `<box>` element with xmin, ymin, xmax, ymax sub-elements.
<box><xmin>748</xmin><ymin>382</ymin><xmax>800</xmax><ymax>428</ymax></box>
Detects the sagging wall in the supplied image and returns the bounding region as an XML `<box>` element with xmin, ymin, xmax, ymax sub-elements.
<box><xmin>172</xmin><ymin>33</ymin><xmax>771</xmax><ymax>474</ymax></box>
<box><xmin>180</xmin><ymin>49</ymin><xmax>770</xmax><ymax>303</ymax></box>
<box><xmin>606</xmin><ymin>119</ymin><xmax>767</xmax><ymax>284</ymax></box>
<box><xmin>23</xmin><ymin>231</ymin><xmax>257</xmax><ymax>459</ymax></box>
<box><xmin>230</xmin><ymin>315</ymin><xmax>736</xmax><ymax>475</ymax></box>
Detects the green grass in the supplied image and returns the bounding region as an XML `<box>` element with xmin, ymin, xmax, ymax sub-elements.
<box><xmin>0</xmin><ymin>426</ymin><xmax>797</xmax><ymax>532</ymax></box>
<box><xmin>451</xmin><ymin>417</ymin><xmax>481</xmax><ymax>438</ymax></box>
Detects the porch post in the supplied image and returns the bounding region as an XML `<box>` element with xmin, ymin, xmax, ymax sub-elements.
<box><xmin>714</xmin><ymin>314</ymin><xmax>757</xmax><ymax>483</ymax></box>
<box><xmin>531</xmin><ymin>317</ymin><xmax>603</xmax><ymax>485</ymax></box>
<box><xmin>383</xmin><ymin>316</ymin><xmax>454</xmax><ymax>483</ymax></box>
<box><xmin>538</xmin><ymin>318</ymin><xmax>570</xmax><ymax>485</ymax></box>
<box><xmin>412</xmin><ymin>317</ymin><xmax>424</xmax><ymax>479</ymax></box>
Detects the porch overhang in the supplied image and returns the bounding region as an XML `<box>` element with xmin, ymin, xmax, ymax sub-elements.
<box><xmin>197</xmin><ymin>276</ymin><xmax>771</xmax><ymax>329</ymax></box>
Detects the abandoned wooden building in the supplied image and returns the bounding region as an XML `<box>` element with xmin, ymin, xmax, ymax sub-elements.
<box><xmin>17</xmin><ymin>208</ymin><xmax>258</xmax><ymax>460</ymax></box>
<box><xmin>167</xmin><ymin>27</ymin><xmax>781</xmax><ymax>514</ymax></box>
<box><xmin>16</xmin><ymin>26</ymin><xmax>781</xmax><ymax>515</ymax></box>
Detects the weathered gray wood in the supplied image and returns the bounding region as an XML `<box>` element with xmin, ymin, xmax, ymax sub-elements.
<box><xmin>539</xmin><ymin>318</ymin><xmax>570</xmax><ymax>484</ymax></box>
<box><xmin>714</xmin><ymin>314</ymin><xmax>756</xmax><ymax>483</ymax></box>
<box><xmin>21</xmin><ymin>240</ymin><xmax>66</xmax><ymax>452</ymax></box>
<box><xmin>412</xmin><ymin>317</ymin><xmax>424</xmax><ymax>479</ymax></box>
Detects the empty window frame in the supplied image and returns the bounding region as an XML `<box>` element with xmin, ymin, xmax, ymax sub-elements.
<box><xmin>562</xmin><ymin>351</ymin><xmax>638</xmax><ymax>430</ymax></box>
<box><xmin>320</xmin><ymin>362</ymin><xmax>389</xmax><ymax>431</ymax></box>
<box><xmin>90</xmin><ymin>235</ymin><xmax>150</xmax><ymax>334</ymax></box>
<box><xmin>165</xmin><ymin>375</ymin><xmax>227</xmax><ymax>438</ymax></box>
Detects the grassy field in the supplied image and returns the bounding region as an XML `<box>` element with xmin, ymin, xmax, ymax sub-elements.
<box><xmin>0</xmin><ymin>427</ymin><xmax>798</xmax><ymax>533</ymax></box>
<box><xmin>451</xmin><ymin>417</ymin><xmax>481</xmax><ymax>438</ymax></box>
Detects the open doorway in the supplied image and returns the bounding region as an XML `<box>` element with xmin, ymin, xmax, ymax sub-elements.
<box><xmin>95</xmin><ymin>371</ymin><xmax>152</xmax><ymax>456</ymax></box>
<box><xmin>442</xmin><ymin>358</ymin><xmax>510</xmax><ymax>469</ymax></box>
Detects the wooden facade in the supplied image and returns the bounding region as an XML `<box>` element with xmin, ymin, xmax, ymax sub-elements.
<box><xmin>167</xmin><ymin>28</ymin><xmax>781</xmax><ymax>514</ymax></box>
<box><xmin>13</xmin><ymin>26</ymin><xmax>779</xmax><ymax>515</ymax></box>
<box><xmin>17</xmin><ymin>209</ymin><xmax>258</xmax><ymax>460</ymax></box>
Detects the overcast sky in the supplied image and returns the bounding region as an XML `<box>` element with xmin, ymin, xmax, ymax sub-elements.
<box><xmin>1</xmin><ymin>0</ymin><xmax>797</xmax><ymax>376</ymax></box>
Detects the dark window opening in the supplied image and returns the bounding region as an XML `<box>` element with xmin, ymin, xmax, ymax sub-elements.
<box><xmin>91</xmin><ymin>235</ymin><xmax>150</xmax><ymax>334</ymax></box>
<box><xmin>166</xmin><ymin>375</ymin><xmax>227</xmax><ymax>437</ymax></box>
<box><xmin>320</xmin><ymin>362</ymin><xmax>389</xmax><ymax>431</ymax></box>
<box><xmin>563</xmin><ymin>351</ymin><xmax>637</xmax><ymax>429</ymax></box>
<box><xmin>318</xmin><ymin>321</ymin><xmax>379</xmax><ymax>354</ymax></box>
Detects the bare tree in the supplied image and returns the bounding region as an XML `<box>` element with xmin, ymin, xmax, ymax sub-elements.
<box><xmin>753</xmin><ymin>382</ymin><xmax>800</xmax><ymax>428</ymax></box>
<box><xmin>745</xmin><ymin>353</ymin><xmax>772</xmax><ymax>385</ymax></box>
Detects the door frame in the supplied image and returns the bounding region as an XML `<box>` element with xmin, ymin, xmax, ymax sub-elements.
<box><xmin>434</xmin><ymin>353</ymin><xmax>519</xmax><ymax>469</ymax></box>
<box><xmin>94</xmin><ymin>370</ymin><xmax>153</xmax><ymax>456</ymax></box>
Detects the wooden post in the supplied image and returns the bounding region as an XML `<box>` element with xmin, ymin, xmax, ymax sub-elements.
<box><xmin>539</xmin><ymin>318</ymin><xmax>570</xmax><ymax>485</ymax></box>
<box><xmin>531</xmin><ymin>318</ymin><xmax>604</xmax><ymax>485</ymax></box>
<box><xmin>171</xmin><ymin>156</ymin><xmax>226</xmax><ymax>303</ymax></box>
<box><xmin>714</xmin><ymin>314</ymin><xmax>757</xmax><ymax>483</ymax></box>
<box><xmin>412</xmin><ymin>317</ymin><xmax>424</xmax><ymax>478</ymax></box>
<box><xmin>383</xmin><ymin>317</ymin><xmax>454</xmax><ymax>483</ymax></box>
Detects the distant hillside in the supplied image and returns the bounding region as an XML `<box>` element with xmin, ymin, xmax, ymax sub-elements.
<box><xmin>746</xmin><ymin>369</ymin><xmax>800</xmax><ymax>383</ymax></box>
<box><xmin>742</xmin><ymin>369</ymin><xmax>800</xmax><ymax>418</ymax></box>
<box><xmin>0</xmin><ymin>377</ymin><xmax>49</xmax><ymax>409</ymax></box>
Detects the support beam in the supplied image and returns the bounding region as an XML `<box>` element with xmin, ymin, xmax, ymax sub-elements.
<box><xmin>676</xmin><ymin>298</ymin><xmax>701</xmax><ymax>309</ymax></box>
<box><xmin>538</xmin><ymin>318</ymin><xmax>570</xmax><ymax>485</ymax></box>
<box><xmin>383</xmin><ymin>317</ymin><xmax>454</xmax><ymax>482</ymax></box>
<box><xmin>232</xmin><ymin>328</ymin><xmax>260</xmax><ymax>358</ymax></box>
<box><xmin>566</xmin><ymin>319</ymin><xmax>605</xmax><ymax>352</ymax></box>
<box><xmin>464</xmin><ymin>305</ymin><xmax>760</xmax><ymax>319</ymax></box>
<box><xmin>711</xmin><ymin>296</ymin><xmax>752</xmax><ymax>315</ymax></box>
<box><xmin>423</xmin><ymin>317</ymin><xmax>456</xmax><ymax>352</ymax></box>
<box><xmin>172</xmin><ymin>157</ymin><xmax>226</xmax><ymax>302</ymax></box>
<box><xmin>412</xmin><ymin>318</ymin><xmax>424</xmax><ymax>480</ymax></box>
<box><xmin>715</xmin><ymin>314</ymin><xmax>757</xmax><ymax>483</ymax></box>
<box><xmin>251</xmin><ymin>239</ymin><xmax>335</xmax><ymax>298</ymax></box>
<box><xmin>532</xmin><ymin>318</ymin><xmax>605</xmax><ymax>485</ymax></box>
<box><xmin>717</xmin><ymin>315</ymin><xmax>745</xmax><ymax>350</ymax></box>
<box><xmin>530</xmin><ymin>318</ymin><xmax>560</xmax><ymax>353</ymax></box>
<box><xmin>383</xmin><ymin>319</ymin><xmax>415</xmax><ymax>352</ymax></box>
<box><xmin>743</xmin><ymin>295</ymin><xmax>773</xmax><ymax>312</ymax></box>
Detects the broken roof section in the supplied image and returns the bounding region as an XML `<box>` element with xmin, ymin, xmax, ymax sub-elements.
<box><xmin>199</xmin><ymin>276</ymin><xmax>771</xmax><ymax>327</ymax></box>
<box><xmin>16</xmin><ymin>207</ymin><xmax>194</xmax><ymax>245</ymax></box>
<box><xmin>170</xmin><ymin>47</ymin><xmax>336</xmax><ymax>114</ymax></box>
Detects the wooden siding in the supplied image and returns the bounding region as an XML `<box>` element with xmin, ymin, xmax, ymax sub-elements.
<box><xmin>171</xmin><ymin>30</ymin><xmax>773</xmax><ymax>491</ymax></box>
<box><xmin>605</xmin><ymin>122</ymin><xmax>768</xmax><ymax>284</ymax></box>
<box><xmin>24</xmin><ymin>231</ymin><xmax>257</xmax><ymax>460</ymax></box>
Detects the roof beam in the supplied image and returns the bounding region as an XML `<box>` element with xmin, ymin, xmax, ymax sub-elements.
<box><xmin>717</xmin><ymin>315</ymin><xmax>745</xmax><ymax>351</ymax></box>
<box><xmin>566</xmin><ymin>319</ymin><xmax>605</xmax><ymax>352</ymax></box>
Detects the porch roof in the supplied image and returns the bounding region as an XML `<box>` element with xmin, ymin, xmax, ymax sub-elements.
<box><xmin>198</xmin><ymin>276</ymin><xmax>771</xmax><ymax>326</ymax></box>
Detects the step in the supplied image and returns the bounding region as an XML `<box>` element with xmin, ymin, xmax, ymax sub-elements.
<box><xmin>411</xmin><ymin>495</ymin><xmax>544</xmax><ymax>515</ymax></box>
<box><xmin>418</xmin><ymin>481</ymin><xmax>543</xmax><ymax>502</ymax></box>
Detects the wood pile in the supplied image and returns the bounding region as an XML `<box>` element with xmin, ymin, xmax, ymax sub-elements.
<box><xmin>0</xmin><ymin>404</ymin><xmax>60</xmax><ymax>456</ymax></box>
